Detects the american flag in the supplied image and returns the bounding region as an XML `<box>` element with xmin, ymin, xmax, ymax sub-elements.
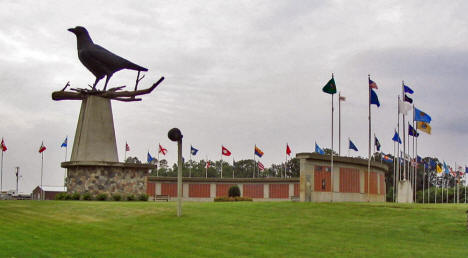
<box><xmin>257</xmin><ymin>161</ymin><xmax>265</xmax><ymax>171</ymax></box>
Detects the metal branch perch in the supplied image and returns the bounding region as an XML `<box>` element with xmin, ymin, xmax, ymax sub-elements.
<box><xmin>52</xmin><ymin>76</ymin><xmax>165</xmax><ymax>102</ymax></box>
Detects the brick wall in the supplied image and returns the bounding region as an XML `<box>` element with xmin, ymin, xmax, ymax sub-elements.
<box><xmin>364</xmin><ymin>172</ymin><xmax>378</xmax><ymax>194</ymax></box>
<box><xmin>314</xmin><ymin>166</ymin><xmax>331</xmax><ymax>192</ymax></box>
<box><xmin>380</xmin><ymin>174</ymin><xmax>386</xmax><ymax>195</ymax></box>
<box><xmin>161</xmin><ymin>183</ymin><xmax>178</xmax><ymax>197</ymax></box>
<box><xmin>269</xmin><ymin>184</ymin><xmax>289</xmax><ymax>199</ymax></box>
<box><xmin>216</xmin><ymin>184</ymin><xmax>236</xmax><ymax>197</ymax></box>
<box><xmin>339</xmin><ymin>168</ymin><xmax>360</xmax><ymax>193</ymax></box>
<box><xmin>146</xmin><ymin>182</ymin><xmax>155</xmax><ymax>196</ymax></box>
<box><xmin>189</xmin><ymin>184</ymin><xmax>210</xmax><ymax>198</ymax></box>
<box><xmin>243</xmin><ymin>184</ymin><xmax>264</xmax><ymax>198</ymax></box>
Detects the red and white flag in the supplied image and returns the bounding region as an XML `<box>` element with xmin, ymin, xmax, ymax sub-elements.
<box><xmin>38</xmin><ymin>142</ymin><xmax>46</xmax><ymax>153</ymax></box>
<box><xmin>221</xmin><ymin>146</ymin><xmax>231</xmax><ymax>156</ymax></box>
<box><xmin>159</xmin><ymin>144</ymin><xmax>167</xmax><ymax>155</ymax></box>
<box><xmin>257</xmin><ymin>161</ymin><xmax>265</xmax><ymax>171</ymax></box>
<box><xmin>206</xmin><ymin>161</ymin><xmax>211</xmax><ymax>168</ymax></box>
<box><xmin>286</xmin><ymin>144</ymin><xmax>291</xmax><ymax>156</ymax></box>
<box><xmin>125</xmin><ymin>142</ymin><xmax>130</xmax><ymax>152</ymax></box>
<box><xmin>1</xmin><ymin>138</ymin><xmax>7</xmax><ymax>152</ymax></box>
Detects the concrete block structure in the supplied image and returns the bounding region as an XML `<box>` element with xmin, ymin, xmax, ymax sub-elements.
<box><xmin>297</xmin><ymin>153</ymin><xmax>388</xmax><ymax>202</ymax></box>
<box><xmin>146</xmin><ymin>177</ymin><xmax>299</xmax><ymax>201</ymax></box>
<box><xmin>63</xmin><ymin>95</ymin><xmax>156</xmax><ymax>195</ymax></box>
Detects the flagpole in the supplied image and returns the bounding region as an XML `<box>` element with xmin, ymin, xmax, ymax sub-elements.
<box><xmin>189</xmin><ymin>145</ymin><xmax>192</xmax><ymax>178</ymax></box>
<box><xmin>339</xmin><ymin>92</ymin><xmax>342</xmax><ymax>156</ymax></box>
<box><xmin>331</xmin><ymin>85</ymin><xmax>334</xmax><ymax>203</ymax></box>
<box><xmin>220</xmin><ymin>145</ymin><xmax>223</xmax><ymax>179</ymax></box>
<box><xmin>0</xmin><ymin>149</ymin><xmax>3</xmax><ymax>193</ymax></box>
<box><xmin>205</xmin><ymin>156</ymin><xmax>208</xmax><ymax>178</ymax></box>
<box><xmin>41</xmin><ymin>150</ymin><xmax>44</xmax><ymax>200</ymax></box>
<box><xmin>393</xmin><ymin>138</ymin><xmax>396</xmax><ymax>202</ymax></box>
<box><xmin>157</xmin><ymin>143</ymin><xmax>160</xmax><ymax>177</ymax></box>
<box><xmin>368</xmin><ymin>75</ymin><xmax>371</xmax><ymax>202</ymax></box>
<box><xmin>64</xmin><ymin>137</ymin><xmax>68</xmax><ymax>186</ymax></box>
<box><xmin>285</xmin><ymin>143</ymin><xmax>288</xmax><ymax>178</ymax></box>
<box><xmin>253</xmin><ymin>145</ymin><xmax>256</xmax><ymax>178</ymax></box>
<box><xmin>233</xmin><ymin>157</ymin><xmax>235</xmax><ymax>178</ymax></box>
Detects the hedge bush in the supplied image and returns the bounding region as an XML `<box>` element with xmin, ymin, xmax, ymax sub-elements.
<box><xmin>64</xmin><ymin>193</ymin><xmax>73</xmax><ymax>200</ymax></box>
<box><xmin>138</xmin><ymin>194</ymin><xmax>149</xmax><ymax>201</ymax></box>
<box><xmin>126</xmin><ymin>194</ymin><xmax>136</xmax><ymax>201</ymax></box>
<box><xmin>55</xmin><ymin>193</ymin><xmax>66</xmax><ymax>200</ymax></box>
<box><xmin>82</xmin><ymin>192</ymin><xmax>92</xmax><ymax>200</ymax></box>
<box><xmin>228</xmin><ymin>185</ymin><xmax>241</xmax><ymax>197</ymax></box>
<box><xmin>96</xmin><ymin>193</ymin><xmax>108</xmax><ymax>201</ymax></box>
<box><xmin>214</xmin><ymin>196</ymin><xmax>252</xmax><ymax>202</ymax></box>
<box><xmin>112</xmin><ymin>194</ymin><xmax>122</xmax><ymax>201</ymax></box>
<box><xmin>71</xmin><ymin>192</ymin><xmax>81</xmax><ymax>200</ymax></box>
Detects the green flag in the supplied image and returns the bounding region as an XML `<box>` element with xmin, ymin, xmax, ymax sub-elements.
<box><xmin>322</xmin><ymin>77</ymin><xmax>337</xmax><ymax>94</ymax></box>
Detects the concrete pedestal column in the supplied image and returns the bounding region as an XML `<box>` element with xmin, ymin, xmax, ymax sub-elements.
<box><xmin>70</xmin><ymin>96</ymin><xmax>118</xmax><ymax>162</ymax></box>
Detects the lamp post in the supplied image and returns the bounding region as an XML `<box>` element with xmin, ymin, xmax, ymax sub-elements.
<box><xmin>168</xmin><ymin>128</ymin><xmax>183</xmax><ymax>217</ymax></box>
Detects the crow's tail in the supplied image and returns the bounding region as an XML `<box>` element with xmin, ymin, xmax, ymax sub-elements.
<box><xmin>125</xmin><ymin>60</ymin><xmax>148</xmax><ymax>72</ymax></box>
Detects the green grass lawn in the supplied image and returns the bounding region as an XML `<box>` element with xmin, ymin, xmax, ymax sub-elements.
<box><xmin>0</xmin><ymin>201</ymin><xmax>467</xmax><ymax>257</ymax></box>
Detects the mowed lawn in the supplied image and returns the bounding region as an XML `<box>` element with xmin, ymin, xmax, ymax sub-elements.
<box><xmin>0</xmin><ymin>201</ymin><xmax>467</xmax><ymax>257</ymax></box>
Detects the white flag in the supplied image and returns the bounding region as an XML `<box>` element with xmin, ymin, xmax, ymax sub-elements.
<box><xmin>398</xmin><ymin>99</ymin><xmax>411</xmax><ymax>115</ymax></box>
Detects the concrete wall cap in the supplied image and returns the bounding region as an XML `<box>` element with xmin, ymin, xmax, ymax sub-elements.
<box><xmin>296</xmin><ymin>152</ymin><xmax>389</xmax><ymax>172</ymax></box>
<box><xmin>147</xmin><ymin>177</ymin><xmax>299</xmax><ymax>183</ymax></box>
<box><xmin>62</xmin><ymin>161</ymin><xmax>156</xmax><ymax>169</ymax></box>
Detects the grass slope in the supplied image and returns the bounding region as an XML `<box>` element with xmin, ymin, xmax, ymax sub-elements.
<box><xmin>0</xmin><ymin>201</ymin><xmax>467</xmax><ymax>257</ymax></box>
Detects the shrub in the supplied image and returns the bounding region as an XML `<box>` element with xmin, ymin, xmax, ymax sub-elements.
<box><xmin>126</xmin><ymin>194</ymin><xmax>136</xmax><ymax>201</ymax></box>
<box><xmin>96</xmin><ymin>193</ymin><xmax>108</xmax><ymax>201</ymax></box>
<box><xmin>112</xmin><ymin>194</ymin><xmax>122</xmax><ymax>201</ymax></box>
<box><xmin>82</xmin><ymin>192</ymin><xmax>92</xmax><ymax>200</ymax></box>
<box><xmin>138</xmin><ymin>194</ymin><xmax>149</xmax><ymax>201</ymax></box>
<box><xmin>228</xmin><ymin>185</ymin><xmax>241</xmax><ymax>197</ymax></box>
<box><xmin>55</xmin><ymin>193</ymin><xmax>66</xmax><ymax>200</ymax></box>
<box><xmin>71</xmin><ymin>192</ymin><xmax>81</xmax><ymax>200</ymax></box>
<box><xmin>214</xmin><ymin>196</ymin><xmax>252</xmax><ymax>202</ymax></box>
<box><xmin>64</xmin><ymin>193</ymin><xmax>73</xmax><ymax>200</ymax></box>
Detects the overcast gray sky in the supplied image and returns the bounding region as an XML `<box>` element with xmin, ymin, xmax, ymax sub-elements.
<box><xmin>1</xmin><ymin>0</ymin><xmax>467</xmax><ymax>193</ymax></box>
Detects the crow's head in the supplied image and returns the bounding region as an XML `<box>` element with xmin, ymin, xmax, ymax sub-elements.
<box><xmin>68</xmin><ymin>26</ymin><xmax>89</xmax><ymax>37</ymax></box>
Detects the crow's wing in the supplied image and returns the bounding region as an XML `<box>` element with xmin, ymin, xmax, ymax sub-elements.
<box><xmin>88</xmin><ymin>44</ymin><xmax>147</xmax><ymax>72</ymax></box>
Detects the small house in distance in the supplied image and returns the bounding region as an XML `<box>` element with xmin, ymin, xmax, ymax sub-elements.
<box><xmin>32</xmin><ymin>186</ymin><xmax>67</xmax><ymax>200</ymax></box>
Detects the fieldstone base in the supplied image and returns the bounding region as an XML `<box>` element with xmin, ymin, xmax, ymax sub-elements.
<box><xmin>62</xmin><ymin>161</ymin><xmax>156</xmax><ymax>195</ymax></box>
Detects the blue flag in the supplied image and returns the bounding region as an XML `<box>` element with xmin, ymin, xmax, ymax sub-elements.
<box><xmin>443</xmin><ymin>162</ymin><xmax>449</xmax><ymax>174</ymax></box>
<box><xmin>392</xmin><ymin>131</ymin><xmax>402</xmax><ymax>144</ymax></box>
<box><xmin>465</xmin><ymin>166</ymin><xmax>468</xmax><ymax>174</ymax></box>
<box><xmin>315</xmin><ymin>143</ymin><xmax>325</xmax><ymax>155</ymax></box>
<box><xmin>408</xmin><ymin>124</ymin><xmax>419</xmax><ymax>137</ymax></box>
<box><xmin>191</xmin><ymin>146</ymin><xmax>198</xmax><ymax>155</ymax></box>
<box><xmin>404</xmin><ymin>84</ymin><xmax>414</xmax><ymax>94</ymax></box>
<box><xmin>374</xmin><ymin>136</ymin><xmax>381</xmax><ymax>151</ymax></box>
<box><xmin>414</xmin><ymin>107</ymin><xmax>431</xmax><ymax>123</ymax></box>
<box><xmin>404</xmin><ymin>94</ymin><xmax>413</xmax><ymax>104</ymax></box>
<box><xmin>417</xmin><ymin>155</ymin><xmax>422</xmax><ymax>163</ymax></box>
<box><xmin>430</xmin><ymin>159</ymin><xmax>437</xmax><ymax>170</ymax></box>
<box><xmin>61</xmin><ymin>137</ymin><xmax>68</xmax><ymax>148</ymax></box>
<box><xmin>147</xmin><ymin>152</ymin><xmax>154</xmax><ymax>163</ymax></box>
<box><xmin>370</xmin><ymin>89</ymin><xmax>380</xmax><ymax>107</ymax></box>
<box><xmin>349</xmin><ymin>139</ymin><xmax>358</xmax><ymax>151</ymax></box>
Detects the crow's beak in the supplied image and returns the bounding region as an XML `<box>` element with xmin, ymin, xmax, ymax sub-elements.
<box><xmin>68</xmin><ymin>28</ymin><xmax>75</xmax><ymax>33</ymax></box>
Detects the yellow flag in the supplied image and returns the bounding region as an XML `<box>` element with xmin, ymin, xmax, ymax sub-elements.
<box><xmin>417</xmin><ymin>121</ymin><xmax>431</xmax><ymax>134</ymax></box>
<box><xmin>436</xmin><ymin>164</ymin><xmax>442</xmax><ymax>173</ymax></box>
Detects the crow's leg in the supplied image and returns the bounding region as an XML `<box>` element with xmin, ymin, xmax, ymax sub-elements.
<box><xmin>103</xmin><ymin>74</ymin><xmax>113</xmax><ymax>91</ymax></box>
<box><xmin>92</xmin><ymin>77</ymin><xmax>100</xmax><ymax>90</ymax></box>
